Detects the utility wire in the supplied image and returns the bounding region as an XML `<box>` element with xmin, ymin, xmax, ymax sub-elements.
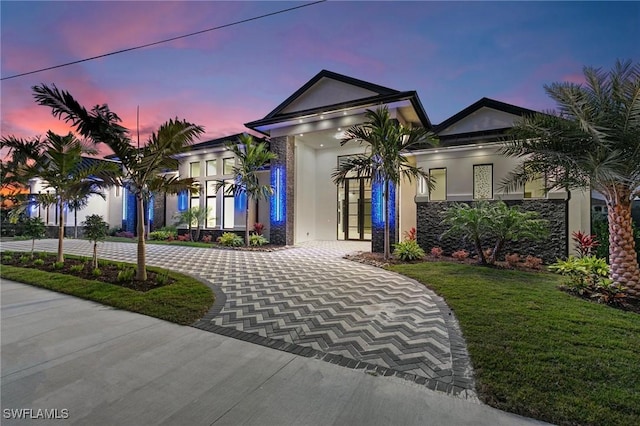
<box><xmin>1</xmin><ymin>0</ymin><xmax>327</xmax><ymax>81</ymax></box>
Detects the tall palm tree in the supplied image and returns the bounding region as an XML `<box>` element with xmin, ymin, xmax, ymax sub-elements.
<box><xmin>32</xmin><ymin>84</ymin><xmax>205</xmax><ymax>280</ymax></box>
<box><xmin>501</xmin><ymin>60</ymin><xmax>640</xmax><ymax>294</ymax></box>
<box><xmin>1</xmin><ymin>131</ymin><xmax>119</xmax><ymax>262</ymax></box>
<box><xmin>332</xmin><ymin>107</ymin><xmax>438</xmax><ymax>259</ymax></box>
<box><xmin>218</xmin><ymin>134</ymin><xmax>276</xmax><ymax>246</ymax></box>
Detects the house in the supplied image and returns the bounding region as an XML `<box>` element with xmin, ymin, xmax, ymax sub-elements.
<box><xmin>172</xmin><ymin>70</ymin><xmax>591</xmax><ymax>261</ymax></box>
<box><xmin>25</xmin><ymin>69</ymin><xmax>595</xmax><ymax>260</ymax></box>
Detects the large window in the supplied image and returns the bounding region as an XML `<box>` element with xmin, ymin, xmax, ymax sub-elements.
<box><xmin>428</xmin><ymin>168</ymin><xmax>447</xmax><ymax>201</ymax></box>
<box><xmin>190</xmin><ymin>185</ymin><xmax>200</xmax><ymax>226</ymax></box>
<box><xmin>223</xmin><ymin>158</ymin><xmax>234</xmax><ymax>175</ymax></box>
<box><xmin>206</xmin><ymin>181</ymin><xmax>217</xmax><ymax>227</ymax></box>
<box><xmin>524</xmin><ymin>174</ymin><xmax>546</xmax><ymax>198</ymax></box>
<box><xmin>206</xmin><ymin>159</ymin><xmax>217</xmax><ymax>176</ymax></box>
<box><xmin>473</xmin><ymin>164</ymin><xmax>493</xmax><ymax>200</ymax></box>
<box><xmin>190</xmin><ymin>161</ymin><xmax>201</xmax><ymax>178</ymax></box>
<box><xmin>223</xmin><ymin>180</ymin><xmax>234</xmax><ymax>229</ymax></box>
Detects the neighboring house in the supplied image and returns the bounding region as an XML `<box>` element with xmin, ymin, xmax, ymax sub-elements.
<box><xmin>31</xmin><ymin>69</ymin><xmax>599</xmax><ymax>260</ymax></box>
<box><xmin>26</xmin><ymin>157</ymin><xmax>123</xmax><ymax>233</ymax></box>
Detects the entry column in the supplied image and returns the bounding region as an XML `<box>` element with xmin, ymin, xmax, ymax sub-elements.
<box><xmin>269</xmin><ymin>136</ymin><xmax>295</xmax><ymax>246</ymax></box>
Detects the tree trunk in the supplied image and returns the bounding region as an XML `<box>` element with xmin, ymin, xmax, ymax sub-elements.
<box><xmin>245</xmin><ymin>196</ymin><xmax>250</xmax><ymax>247</ymax></box>
<box><xmin>57</xmin><ymin>200</ymin><xmax>64</xmax><ymax>263</ymax></box>
<box><xmin>607</xmin><ymin>191</ymin><xmax>640</xmax><ymax>296</ymax></box>
<box><xmin>93</xmin><ymin>241</ymin><xmax>98</xmax><ymax>270</ymax></box>
<box><xmin>384</xmin><ymin>180</ymin><xmax>391</xmax><ymax>260</ymax></box>
<box><xmin>136</xmin><ymin>194</ymin><xmax>147</xmax><ymax>281</ymax></box>
<box><xmin>474</xmin><ymin>237</ymin><xmax>486</xmax><ymax>265</ymax></box>
<box><xmin>31</xmin><ymin>238</ymin><xmax>35</xmax><ymax>258</ymax></box>
<box><xmin>74</xmin><ymin>210</ymin><xmax>78</xmax><ymax>239</ymax></box>
<box><xmin>490</xmin><ymin>239</ymin><xmax>505</xmax><ymax>265</ymax></box>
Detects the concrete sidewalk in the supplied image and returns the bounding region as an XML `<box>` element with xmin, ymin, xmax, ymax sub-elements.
<box><xmin>1</xmin><ymin>280</ymin><xmax>548</xmax><ymax>426</ymax></box>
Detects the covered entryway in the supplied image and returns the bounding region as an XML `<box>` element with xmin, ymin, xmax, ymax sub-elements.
<box><xmin>338</xmin><ymin>177</ymin><xmax>372</xmax><ymax>241</ymax></box>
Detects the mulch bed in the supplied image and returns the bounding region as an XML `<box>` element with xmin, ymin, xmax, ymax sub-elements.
<box><xmin>1</xmin><ymin>252</ymin><xmax>172</xmax><ymax>292</ymax></box>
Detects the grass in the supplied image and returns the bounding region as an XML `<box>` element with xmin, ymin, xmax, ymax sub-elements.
<box><xmin>104</xmin><ymin>236</ymin><xmax>213</xmax><ymax>248</ymax></box>
<box><xmin>1</xmin><ymin>254</ymin><xmax>214</xmax><ymax>325</ymax></box>
<box><xmin>389</xmin><ymin>262</ymin><xmax>640</xmax><ymax>426</ymax></box>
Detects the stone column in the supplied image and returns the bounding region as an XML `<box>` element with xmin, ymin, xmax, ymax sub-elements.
<box><xmin>269</xmin><ymin>136</ymin><xmax>295</xmax><ymax>246</ymax></box>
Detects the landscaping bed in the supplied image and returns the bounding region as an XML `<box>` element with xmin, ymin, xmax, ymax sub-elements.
<box><xmin>0</xmin><ymin>251</ymin><xmax>214</xmax><ymax>325</ymax></box>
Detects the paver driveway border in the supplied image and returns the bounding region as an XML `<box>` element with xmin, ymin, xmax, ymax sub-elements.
<box><xmin>0</xmin><ymin>239</ymin><xmax>476</xmax><ymax>399</ymax></box>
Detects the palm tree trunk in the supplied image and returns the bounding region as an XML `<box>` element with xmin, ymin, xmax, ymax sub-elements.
<box><xmin>245</xmin><ymin>196</ymin><xmax>250</xmax><ymax>247</ymax></box>
<box><xmin>93</xmin><ymin>241</ymin><xmax>98</xmax><ymax>270</ymax></box>
<box><xmin>384</xmin><ymin>180</ymin><xmax>391</xmax><ymax>260</ymax></box>
<box><xmin>607</xmin><ymin>193</ymin><xmax>640</xmax><ymax>295</ymax></box>
<box><xmin>74</xmin><ymin>210</ymin><xmax>78</xmax><ymax>239</ymax></box>
<box><xmin>57</xmin><ymin>200</ymin><xmax>64</xmax><ymax>263</ymax></box>
<box><xmin>136</xmin><ymin>194</ymin><xmax>147</xmax><ymax>281</ymax></box>
<box><xmin>490</xmin><ymin>239</ymin><xmax>504</xmax><ymax>265</ymax></box>
<box><xmin>474</xmin><ymin>238</ymin><xmax>486</xmax><ymax>265</ymax></box>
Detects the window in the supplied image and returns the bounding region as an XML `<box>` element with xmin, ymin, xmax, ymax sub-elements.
<box><xmin>206</xmin><ymin>159</ymin><xmax>217</xmax><ymax>176</ymax></box>
<box><xmin>473</xmin><ymin>164</ymin><xmax>493</xmax><ymax>200</ymax></box>
<box><xmin>206</xmin><ymin>181</ymin><xmax>217</xmax><ymax>227</ymax></box>
<box><xmin>190</xmin><ymin>161</ymin><xmax>201</xmax><ymax>178</ymax></box>
<box><xmin>428</xmin><ymin>168</ymin><xmax>447</xmax><ymax>201</ymax></box>
<box><xmin>524</xmin><ymin>174</ymin><xmax>546</xmax><ymax>198</ymax></box>
<box><xmin>223</xmin><ymin>158</ymin><xmax>234</xmax><ymax>175</ymax></box>
<box><xmin>223</xmin><ymin>180</ymin><xmax>234</xmax><ymax>229</ymax></box>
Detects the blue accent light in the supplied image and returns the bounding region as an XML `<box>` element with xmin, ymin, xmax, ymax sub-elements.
<box><xmin>148</xmin><ymin>194</ymin><xmax>154</xmax><ymax>230</ymax></box>
<box><xmin>177</xmin><ymin>190</ymin><xmax>188</xmax><ymax>212</ymax></box>
<box><xmin>371</xmin><ymin>179</ymin><xmax>395</xmax><ymax>229</ymax></box>
<box><xmin>123</xmin><ymin>187</ymin><xmax>136</xmax><ymax>233</ymax></box>
<box><xmin>28</xmin><ymin>195</ymin><xmax>37</xmax><ymax>217</ymax></box>
<box><xmin>270</xmin><ymin>165</ymin><xmax>285</xmax><ymax>224</ymax></box>
<box><xmin>235</xmin><ymin>191</ymin><xmax>246</xmax><ymax>211</ymax></box>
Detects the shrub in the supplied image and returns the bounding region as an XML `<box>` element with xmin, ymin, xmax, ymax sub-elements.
<box><xmin>217</xmin><ymin>232</ymin><xmax>244</xmax><ymax>247</ymax></box>
<box><xmin>117</xmin><ymin>268</ymin><xmax>135</xmax><ymax>282</ymax></box>
<box><xmin>2</xmin><ymin>255</ymin><xmax>13</xmax><ymax>263</ymax></box>
<box><xmin>504</xmin><ymin>253</ymin><xmax>521</xmax><ymax>267</ymax></box>
<box><xmin>70</xmin><ymin>264</ymin><xmax>85</xmax><ymax>273</ymax></box>
<box><xmin>19</xmin><ymin>255</ymin><xmax>30</xmax><ymax>263</ymax></box>
<box><xmin>249</xmin><ymin>233</ymin><xmax>268</xmax><ymax>247</ymax></box>
<box><xmin>452</xmin><ymin>250</ymin><xmax>469</xmax><ymax>261</ymax></box>
<box><xmin>156</xmin><ymin>270</ymin><xmax>170</xmax><ymax>286</ymax></box>
<box><xmin>430</xmin><ymin>247</ymin><xmax>443</xmax><ymax>258</ymax></box>
<box><xmin>33</xmin><ymin>259</ymin><xmax>45</xmax><ymax>266</ymax></box>
<box><xmin>572</xmin><ymin>230</ymin><xmax>599</xmax><ymax>257</ymax></box>
<box><xmin>549</xmin><ymin>256</ymin><xmax>625</xmax><ymax>305</ymax></box>
<box><xmin>53</xmin><ymin>261</ymin><xmax>64</xmax><ymax>269</ymax></box>
<box><xmin>524</xmin><ymin>255</ymin><xmax>544</xmax><ymax>270</ymax></box>
<box><xmin>403</xmin><ymin>227</ymin><xmax>417</xmax><ymax>241</ymax></box>
<box><xmin>177</xmin><ymin>234</ymin><xmax>190</xmax><ymax>242</ymax></box>
<box><xmin>92</xmin><ymin>268</ymin><xmax>102</xmax><ymax>277</ymax></box>
<box><xmin>394</xmin><ymin>240</ymin><xmax>425</xmax><ymax>261</ymax></box>
<box><xmin>115</xmin><ymin>231</ymin><xmax>134</xmax><ymax>238</ymax></box>
<box><xmin>149</xmin><ymin>230</ymin><xmax>176</xmax><ymax>241</ymax></box>
<box><xmin>253</xmin><ymin>222</ymin><xmax>265</xmax><ymax>236</ymax></box>
<box><xmin>108</xmin><ymin>227</ymin><xmax>123</xmax><ymax>236</ymax></box>
<box><xmin>83</xmin><ymin>214</ymin><xmax>109</xmax><ymax>270</ymax></box>
<box><xmin>201</xmin><ymin>235</ymin><xmax>212</xmax><ymax>243</ymax></box>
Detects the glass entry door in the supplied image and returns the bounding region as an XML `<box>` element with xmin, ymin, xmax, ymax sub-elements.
<box><xmin>343</xmin><ymin>178</ymin><xmax>372</xmax><ymax>240</ymax></box>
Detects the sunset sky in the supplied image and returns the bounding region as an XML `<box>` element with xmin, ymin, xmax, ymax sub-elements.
<box><xmin>1</xmin><ymin>1</ymin><xmax>638</xmax><ymax>157</ymax></box>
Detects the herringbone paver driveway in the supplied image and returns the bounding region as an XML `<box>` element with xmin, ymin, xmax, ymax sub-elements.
<box><xmin>1</xmin><ymin>239</ymin><xmax>475</xmax><ymax>397</ymax></box>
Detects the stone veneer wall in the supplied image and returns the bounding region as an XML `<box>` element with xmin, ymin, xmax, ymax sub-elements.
<box><xmin>269</xmin><ymin>136</ymin><xmax>295</xmax><ymax>246</ymax></box>
<box><xmin>417</xmin><ymin>199</ymin><xmax>568</xmax><ymax>264</ymax></box>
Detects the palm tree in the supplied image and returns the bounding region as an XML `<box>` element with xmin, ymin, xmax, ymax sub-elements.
<box><xmin>32</xmin><ymin>84</ymin><xmax>205</xmax><ymax>280</ymax></box>
<box><xmin>501</xmin><ymin>60</ymin><xmax>640</xmax><ymax>294</ymax></box>
<box><xmin>0</xmin><ymin>131</ymin><xmax>118</xmax><ymax>262</ymax></box>
<box><xmin>173</xmin><ymin>206</ymin><xmax>210</xmax><ymax>241</ymax></box>
<box><xmin>332</xmin><ymin>107</ymin><xmax>438</xmax><ymax>259</ymax></box>
<box><xmin>218</xmin><ymin>134</ymin><xmax>276</xmax><ymax>246</ymax></box>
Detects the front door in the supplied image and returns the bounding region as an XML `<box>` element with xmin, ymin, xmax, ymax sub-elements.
<box><xmin>342</xmin><ymin>178</ymin><xmax>372</xmax><ymax>241</ymax></box>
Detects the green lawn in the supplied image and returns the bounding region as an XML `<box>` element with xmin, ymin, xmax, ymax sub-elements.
<box><xmin>1</xmin><ymin>258</ymin><xmax>214</xmax><ymax>325</ymax></box>
<box><xmin>390</xmin><ymin>262</ymin><xmax>640</xmax><ymax>426</ymax></box>
<box><xmin>104</xmin><ymin>236</ymin><xmax>214</xmax><ymax>248</ymax></box>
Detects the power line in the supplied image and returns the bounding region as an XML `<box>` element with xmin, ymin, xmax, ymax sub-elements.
<box><xmin>1</xmin><ymin>0</ymin><xmax>327</xmax><ymax>81</ymax></box>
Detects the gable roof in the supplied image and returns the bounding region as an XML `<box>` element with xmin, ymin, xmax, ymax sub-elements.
<box><xmin>263</xmin><ymin>70</ymin><xmax>400</xmax><ymax>120</ymax></box>
<box><xmin>246</xmin><ymin>70</ymin><xmax>432</xmax><ymax>132</ymax></box>
<box><xmin>434</xmin><ymin>97</ymin><xmax>538</xmax><ymax>134</ymax></box>
<box><xmin>432</xmin><ymin>97</ymin><xmax>540</xmax><ymax>147</ymax></box>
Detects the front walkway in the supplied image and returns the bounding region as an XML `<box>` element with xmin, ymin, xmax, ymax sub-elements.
<box><xmin>1</xmin><ymin>239</ymin><xmax>475</xmax><ymax>397</ymax></box>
